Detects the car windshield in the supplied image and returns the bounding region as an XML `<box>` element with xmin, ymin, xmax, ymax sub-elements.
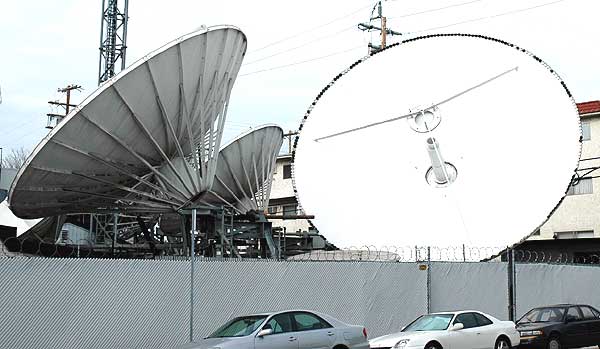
<box><xmin>403</xmin><ymin>314</ymin><xmax>454</xmax><ymax>331</ymax></box>
<box><xmin>518</xmin><ymin>308</ymin><xmax>565</xmax><ymax>324</ymax></box>
<box><xmin>208</xmin><ymin>315</ymin><xmax>268</xmax><ymax>338</ymax></box>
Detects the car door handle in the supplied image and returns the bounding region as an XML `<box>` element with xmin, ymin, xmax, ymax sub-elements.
<box><xmin>288</xmin><ymin>336</ymin><xmax>297</xmax><ymax>342</ymax></box>
<box><xmin>476</xmin><ymin>332</ymin><xmax>482</xmax><ymax>335</ymax></box>
<box><xmin>327</xmin><ymin>332</ymin><xmax>335</xmax><ymax>336</ymax></box>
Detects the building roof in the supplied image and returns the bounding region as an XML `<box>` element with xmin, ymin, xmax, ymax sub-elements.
<box><xmin>577</xmin><ymin>101</ymin><xmax>600</xmax><ymax>115</ymax></box>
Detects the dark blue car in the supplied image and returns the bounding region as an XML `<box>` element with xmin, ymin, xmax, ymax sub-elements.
<box><xmin>517</xmin><ymin>304</ymin><xmax>600</xmax><ymax>349</ymax></box>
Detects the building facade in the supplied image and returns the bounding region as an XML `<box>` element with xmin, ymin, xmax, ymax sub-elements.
<box><xmin>0</xmin><ymin>168</ymin><xmax>17</xmax><ymax>202</ymax></box>
<box><xmin>267</xmin><ymin>154</ymin><xmax>312</xmax><ymax>235</ymax></box>
<box><xmin>534</xmin><ymin>100</ymin><xmax>600</xmax><ymax>240</ymax></box>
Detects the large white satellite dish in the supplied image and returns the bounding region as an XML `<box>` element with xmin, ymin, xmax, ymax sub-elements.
<box><xmin>293</xmin><ymin>34</ymin><xmax>581</xmax><ymax>248</ymax></box>
<box><xmin>9</xmin><ymin>26</ymin><xmax>247</xmax><ymax>219</ymax></box>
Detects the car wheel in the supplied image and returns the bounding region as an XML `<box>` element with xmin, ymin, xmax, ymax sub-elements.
<box><xmin>495</xmin><ymin>337</ymin><xmax>511</xmax><ymax>349</ymax></box>
<box><xmin>424</xmin><ymin>343</ymin><xmax>441</xmax><ymax>349</ymax></box>
<box><xmin>547</xmin><ymin>336</ymin><xmax>561</xmax><ymax>349</ymax></box>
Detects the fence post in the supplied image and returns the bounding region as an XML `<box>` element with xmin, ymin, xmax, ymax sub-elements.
<box><xmin>507</xmin><ymin>248</ymin><xmax>516</xmax><ymax>321</ymax></box>
<box><xmin>190</xmin><ymin>209</ymin><xmax>196</xmax><ymax>343</ymax></box>
<box><xmin>427</xmin><ymin>246</ymin><xmax>431</xmax><ymax>314</ymax></box>
<box><xmin>112</xmin><ymin>213</ymin><xmax>118</xmax><ymax>257</ymax></box>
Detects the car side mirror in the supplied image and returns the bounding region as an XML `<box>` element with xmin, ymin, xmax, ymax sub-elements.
<box><xmin>257</xmin><ymin>328</ymin><xmax>273</xmax><ymax>337</ymax></box>
<box><xmin>449</xmin><ymin>323</ymin><xmax>464</xmax><ymax>331</ymax></box>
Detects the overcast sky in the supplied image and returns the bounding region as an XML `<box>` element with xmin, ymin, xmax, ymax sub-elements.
<box><xmin>0</xmin><ymin>0</ymin><xmax>598</xmax><ymax>154</ymax></box>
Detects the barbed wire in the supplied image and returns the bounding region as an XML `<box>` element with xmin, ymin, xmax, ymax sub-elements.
<box><xmin>289</xmin><ymin>246</ymin><xmax>600</xmax><ymax>264</ymax></box>
<box><xmin>0</xmin><ymin>237</ymin><xmax>181</xmax><ymax>259</ymax></box>
<box><xmin>286</xmin><ymin>246</ymin><xmax>503</xmax><ymax>262</ymax></box>
<box><xmin>1</xmin><ymin>239</ymin><xmax>599</xmax><ymax>265</ymax></box>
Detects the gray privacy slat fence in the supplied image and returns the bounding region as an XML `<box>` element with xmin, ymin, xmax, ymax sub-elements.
<box><xmin>192</xmin><ymin>260</ymin><xmax>428</xmax><ymax>340</ymax></box>
<box><xmin>515</xmin><ymin>264</ymin><xmax>600</xmax><ymax>317</ymax></box>
<box><xmin>429</xmin><ymin>262</ymin><xmax>509</xmax><ymax>319</ymax></box>
<box><xmin>0</xmin><ymin>258</ymin><xmax>599</xmax><ymax>349</ymax></box>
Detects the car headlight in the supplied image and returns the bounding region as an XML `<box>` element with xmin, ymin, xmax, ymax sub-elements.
<box><xmin>520</xmin><ymin>330</ymin><xmax>543</xmax><ymax>336</ymax></box>
<box><xmin>394</xmin><ymin>339</ymin><xmax>410</xmax><ymax>348</ymax></box>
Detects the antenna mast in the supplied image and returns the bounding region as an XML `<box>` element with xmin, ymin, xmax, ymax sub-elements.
<box><xmin>98</xmin><ymin>0</ymin><xmax>129</xmax><ymax>84</ymax></box>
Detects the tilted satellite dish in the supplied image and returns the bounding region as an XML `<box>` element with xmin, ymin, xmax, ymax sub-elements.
<box><xmin>149</xmin><ymin>125</ymin><xmax>284</xmax><ymax>234</ymax></box>
<box><xmin>293</xmin><ymin>34</ymin><xmax>581</xmax><ymax>248</ymax></box>
<box><xmin>204</xmin><ymin>125</ymin><xmax>283</xmax><ymax>214</ymax></box>
<box><xmin>9</xmin><ymin>25</ymin><xmax>247</xmax><ymax>219</ymax></box>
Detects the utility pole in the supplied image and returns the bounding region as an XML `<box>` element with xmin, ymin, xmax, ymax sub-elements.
<box><xmin>283</xmin><ymin>130</ymin><xmax>299</xmax><ymax>155</ymax></box>
<box><xmin>46</xmin><ymin>85</ymin><xmax>82</xmax><ymax>129</ymax></box>
<box><xmin>358</xmin><ymin>1</ymin><xmax>402</xmax><ymax>55</ymax></box>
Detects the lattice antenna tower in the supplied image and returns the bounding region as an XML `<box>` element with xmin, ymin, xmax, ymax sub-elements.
<box><xmin>98</xmin><ymin>0</ymin><xmax>129</xmax><ymax>85</ymax></box>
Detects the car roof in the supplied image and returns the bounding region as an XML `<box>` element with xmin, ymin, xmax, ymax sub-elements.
<box><xmin>236</xmin><ymin>309</ymin><xmax>329</xmax><ymax>317</ymax></box>
<box><xmin>430</xmin><ymin>310</ymin><xmax>484</xmax><ymax>315</ymax></box>
<box><xmin>533</xmin><ymin>303</ymin><xmax>590</xmax><ymax>309</ymax></box>
<box><xmin>231</xmin><ymin>310</ymin><xmax>346</xmax><ymax>328</ymax></box>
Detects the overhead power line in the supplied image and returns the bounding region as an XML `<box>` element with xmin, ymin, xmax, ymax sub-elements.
<box><xmin>408</xmin><ymin>0</ymin><xmax>569</xmax><ymax>34</ymax></box>
<box><xmin>239</xmin><ymin>0</ymin><xmax>570</xmax><ymax>77</ymax></box>
<box><xmin>243</xmin><ymin>25</ymin><xmax>356</xmax><ymax>66</ymax></box>
<box><xmin>388</xmin><ymin>0</ymin><xmax>485</xmax><ymax>19</ymax></box>
<box><xmin>247</xmin><ymin>2</ymin><xmax>374</xmax><ymax>55</ymax></box>
<box><xmin>241</xmin><ymin>0</ymin><xmax>499</xmax><ymax>67</ymax></box>
<box><xmin>239</xmin><ymin>46</ymin><xmax>364</xmax><ymax>77</ymax></box>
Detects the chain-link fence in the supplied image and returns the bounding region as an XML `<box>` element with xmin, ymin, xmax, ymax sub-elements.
<box><xmin>1</xmin><ymin>242</ymin><xmax>599</xmax><ymax>348</ymax></box>
<box><xmin>4</xmin><ymin>238</ymin><xmax>599</xmax><ymax>265</ymax></box>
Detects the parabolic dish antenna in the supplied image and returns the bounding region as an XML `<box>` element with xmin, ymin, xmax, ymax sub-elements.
<box><xmin>204</xmin><ymin>125</ymin><xmax>283</xmax><ymax>214</ymax></box>
<box><xmin>293</xmin><ymin>34</ymin><xmax>581</xmax><ymax>249</ymax></box>
<box><xmin>150</xmin><ymin>125</ymin><xmax>283</xmax><ymax>234</ymax></box>
<box><xmin>9</xmin><ymin>26</ymin><xmax>247</xmax><ymax>219</ymax></box>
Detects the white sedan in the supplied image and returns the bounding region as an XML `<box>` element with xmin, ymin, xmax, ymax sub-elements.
<box><xmin>369</xmin><ymin>310</ymin><xmax>519</xmax><ymax>349</ymax></box>
<box><xmin>176</xmin><ymin>310</ymin><xmax>369</xmax><ymax>349</ymax></box>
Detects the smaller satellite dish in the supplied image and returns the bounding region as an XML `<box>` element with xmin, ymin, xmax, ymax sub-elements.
<box><xmin>204</xmin><ymin>125</ymin><xmax>284</xmax><ymax>214</ymax></box>
<box><xmin>293</xmin><ymin>34</ymin><xmax>581</xmax><ymax>250</ymax></box>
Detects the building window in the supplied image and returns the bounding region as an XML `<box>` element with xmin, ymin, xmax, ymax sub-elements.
<box><xmin>283</xmin><ymin>204</ymin><xmax>297</xmax><ymax>216</ymax></box>
<box><xmin>582</xmin><ymin>121</ymin><xmax>591</xmax><ymax>141</ymax></box>
<box><xmin>61</xmin><ymin>230</ymin><xmax>69</xmax><ymax>243</ymax></box>
<box><xmin>555</xmin><ymin>230</ymin><xmax>594</xmax><ymax>239</ymax></box>
<box><xmin>567</xmin><ymin>178</ymin><xmax>592</xmax><ymax>195</ymax></box>
<box><xmin>283</xmin><ymin>165</ymin><xmax>292</xmax><ymax>179</ymax></box>
<box><xmin>267</xmin><ymin>206</ymin><xmax>278</xmax><ymax>214</ymax></box>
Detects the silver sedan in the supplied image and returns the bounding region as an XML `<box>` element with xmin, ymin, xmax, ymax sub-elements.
<box><xmin>176</xmin><ymin>310</ymin><xmax>370</xmax><ymax>349</ymax></box>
